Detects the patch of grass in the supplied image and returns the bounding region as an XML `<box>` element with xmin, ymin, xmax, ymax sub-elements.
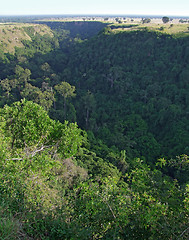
<box><xmin>0</xmin><ymin>217</ymin><xmax>20</xmax><ymax>240</ymax></box>
<box><xmin>0</xmin><ymin>204</ymin><xmax>27</xmax><ymax>240</ymax></box>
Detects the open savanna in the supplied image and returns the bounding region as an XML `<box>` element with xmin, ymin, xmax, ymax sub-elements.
<box><xmin>111</xmin><ymin>22</ymin><xmax>189</xmax><ymax>37</ymax></box>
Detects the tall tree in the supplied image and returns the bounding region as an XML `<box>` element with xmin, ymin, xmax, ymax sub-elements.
<box><xmin>55</xmin><ymin>81</ymin><xmax>76</xmax><ymax>119</ymax></box>
<box><xmin>162</xmin><ymin>16</ymin><xmax>170</xmax><ymax>23</ymax></box>
<box><xmin>82</xmin><ymin>90</ymin><xmax>96</xmax><ymax>129</ymax></box>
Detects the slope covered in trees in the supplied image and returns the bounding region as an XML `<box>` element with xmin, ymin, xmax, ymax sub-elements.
<box><xmin>0</xmin><ymin>99</ymin><xmax>188</xmax><ymax>239</ymax></box>
<box><xmin>63</xmin><ymin>28</ymin><xmax>189</xmax><ymax>160</ymax></box>
<box><xmin>0</xmin><ymin>19</ymin><xmax>189</xmax><ymax>239</ymax></box>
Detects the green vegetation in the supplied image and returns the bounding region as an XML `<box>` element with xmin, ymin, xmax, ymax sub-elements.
<box><xmin>110</xmin><ymin>22</ymin><xmax>189</xmax><ymax>37</ymax></box>
<box><xmin>162</xmin><ymin>16</ymin><xmax>170</xmax><ymax>24</ymax></box>
<box><xmin>0</xmin><ymin>18</ymin><xmax>189</xmax><ymax>239</ymax></box>
<box><xmin>0</xmin><ymin>23</ymin><xmax>54</xmax><ymax>54</ymax></box>
<box><xmin>142</xmin><ymin>18</ymin><xmax>151</xmax><ymax>24</ymax></box>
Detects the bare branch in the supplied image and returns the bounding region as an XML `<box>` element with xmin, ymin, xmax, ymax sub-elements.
<box><xmin>179</xmin><ymin>226</ymin><xmax>189</xmax><ymax>238</ymax></box>
<box><xmin>30</xmin><ymin>145</ymin><xmax>52</xmax><ymax>157</ymax></box>
<box><xmin>5</xmin><ymin>158</ymin><xmax>23</xmax><ymax>161</ymax></box>
<box><xmin>97</xmin><ymin>192</ymin><xmax>123</xmax><ymax>231</ymax></box>
<box><xmin>5</xmin><ymin>144</ymin><xmax>54</xmax><ymax>161</ymax></box>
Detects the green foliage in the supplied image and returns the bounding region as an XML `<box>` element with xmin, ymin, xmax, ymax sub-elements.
<box><xmin>1</xmin><ymin>99</ymin><xmax>54</xmax><ymax>148</ymax></box>
<box><xmin>55</xmin><ymin>81</ymin><xmax>76</xmax><ymax>119</ymax></box>
<box><xmin>55</xmin><ymin>81</ymin><xmax>76</xmax><ymax>100</ymax></box>
<box><xmin>21</xmin><ymin>83</ymin><xmax>55</xmax><ymax>111</ymax></box>
<box><xmin>162</xmin><ymin>16</ymin><xmax>170</xmax><ymax>24</ymax></box>
<box><xmin>142</xmin><ymin>18</ymin><xmax>151</xmax><ymax>24</ymax></box>
<box><xmin>0</xmin><ymin>21</ymin><xmax>189</xmax><ymax>239</ymax></box>
<box><xmin>0</xmin><ymin>102</ymin><xmax>188</xmax><ymax>239</ymax></box>
<box><xmin>0</xmin><ymin>213</ymin><xmax>24</xmax><ymax>240</ymax></box>
<box><xmin>0</xmin><ymin>100</ymin><xmax>89</xmax><ymax>238</ymax></box>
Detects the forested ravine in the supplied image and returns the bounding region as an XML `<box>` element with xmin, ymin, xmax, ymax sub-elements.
<box><xmin>0</xmin><ymin>21</ymin><xmax>188</xmax><ymax>239</ymax></box>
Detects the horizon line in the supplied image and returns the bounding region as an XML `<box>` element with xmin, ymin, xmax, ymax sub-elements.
<box><xmin>0</xmin><ymin>13</ymin><xmax>189</xmax><ymax>18</ymax></box>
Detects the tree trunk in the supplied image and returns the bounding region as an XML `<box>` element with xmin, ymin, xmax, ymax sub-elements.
<box><xmin>86</xmin><ymin>108</ymin><xmax>89</xmax><ymax>129</ymax></box>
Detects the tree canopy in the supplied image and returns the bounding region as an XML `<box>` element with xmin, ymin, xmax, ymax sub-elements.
<box><xmin>162</xmin><ymin>16</ymin><xmax>170</xmax><ymax>23</ymax></box>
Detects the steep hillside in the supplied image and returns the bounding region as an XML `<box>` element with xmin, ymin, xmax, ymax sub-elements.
<box><xmin>36</xmin><ymin>21</ymin><xmax>109</xmax><ymax>39</ymax></box>
<box><xmin>0</xmin><ymin>19</ymin><xmax>189</xmax><ymax>240</ymax></box>
<box><xmin>0</xmin><ymin>23</ymin><xmax>54</xmax><ymax>53</ymax></box>
<box><xmin>48</xmin><ymin>27</ymin><xmax>189</xmax><ymax>160</ymax></box>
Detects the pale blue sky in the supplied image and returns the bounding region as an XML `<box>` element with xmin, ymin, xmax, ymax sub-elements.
<box><xmin>0</xmin><ymin>0</ymin><xmax>188</xmax><ymax>16</ymax></box>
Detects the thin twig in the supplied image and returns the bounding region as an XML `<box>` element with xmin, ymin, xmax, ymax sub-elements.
<box><xmin>179</xmin><ymin>226</ymin><xmax>189</xmax><ymax>238</ymax></box>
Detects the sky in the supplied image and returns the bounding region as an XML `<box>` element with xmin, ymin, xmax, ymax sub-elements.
<box><xmin>0</xmin><ymin>0</ymin><xmax>188</xmax><ymax>17</ymax></box>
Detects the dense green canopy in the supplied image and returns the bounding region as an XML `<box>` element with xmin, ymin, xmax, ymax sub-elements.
<box><xmin>0</xmin><ymin>20</ymin><xmax>189</xmax><ymax>239</ymax></box>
